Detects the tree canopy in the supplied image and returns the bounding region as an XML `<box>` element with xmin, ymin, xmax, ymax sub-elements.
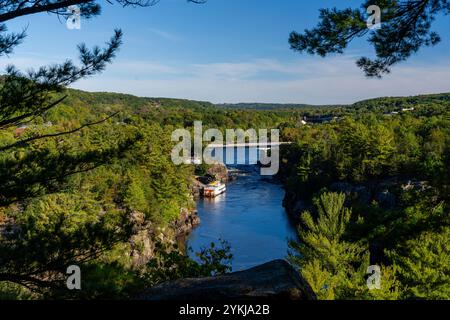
<box><xmin>289</xmin><ymin>0</ymin><xmax>450</xmax><ymax>77</ymax></box>
<box><xmin>0</xmin><ymin>0</ymin><xmax>219</xmax><ymax>297</ymax></box>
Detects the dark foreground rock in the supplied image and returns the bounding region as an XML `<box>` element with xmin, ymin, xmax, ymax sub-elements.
<box><xmin>137</xmin><ymin>259</ymin><xmax>316</xmax><ymax>300</ymax></box>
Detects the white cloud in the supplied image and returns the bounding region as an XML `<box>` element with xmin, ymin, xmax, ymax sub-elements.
<box><xmin>147</xmin><ymin>28</ymin><xmax>179</xmax><ymax>41</ymax></box>
<box><xmin>105</xmin><ymin>60</ymin><xmax>179</xmax><ymax>76</ymax></box>
<box><xmin>3</xmin><ymin>53</ymin><xmax>450</xmax><ymax>104</ymax></box>
<box><xmin>74</xmin><ymin>56</ymin><xmax>450</xmax><ymax>104</ymax></box>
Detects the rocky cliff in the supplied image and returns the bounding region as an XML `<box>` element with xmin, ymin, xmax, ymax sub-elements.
<box><xmin>283</xmin><ymin>178</ymin><xmax>430</xmax><ymax>223</ymax></box>
<box><xmin>129</xmin><ymin>208</ymin><xmax>200</xmax><ymax>268</ymax></box>
<box><xmin>207</xmin><ymin>163</ymin><xmax>229</xmax><ymax>182</ymax></box>
<box><xmin>138</xmin><ymin>259</ymin><xmax>317</xmax><ymax>300</ymax></box>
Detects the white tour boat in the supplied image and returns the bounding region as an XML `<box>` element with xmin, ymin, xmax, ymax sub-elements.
<box><xmin>203</xmin><ymin>181</ymin><xmax>226</xmax><ymax>198</ymax></box>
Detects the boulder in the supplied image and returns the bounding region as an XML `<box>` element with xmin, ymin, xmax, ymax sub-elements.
<box><xmin>137</xmin><ymin>259</ymin><xmax>316</xmax><ymax>300</ymax></box>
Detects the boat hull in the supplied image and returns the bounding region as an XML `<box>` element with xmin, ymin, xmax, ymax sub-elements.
<box><xmin>204</xmin><ymin>185</ymin><xmax>226</xmax><ymax>198</ymax></box>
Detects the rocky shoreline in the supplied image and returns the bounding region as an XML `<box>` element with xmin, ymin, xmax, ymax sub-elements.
<box><xmin>128</xmin><ymin>207</ymin><xmax>200</xmax><ymax>268</ymax></box>
<box><xmin>192</xmin><ymin>163</ymin><xmax>230</xmax><ymax>198</ymax></box>
<box><xmin>282</xmin><ymin>177</ymin><xmax>430</xmax><ymax>223</ymax></box>
<box><xmin>171</xmin><ymin>207</ymin><xmax>201</xmax><ymax>238</ymax></box>
<box><xmin>129</xmin><ymin>163</ymin><xmax>230</xmax><ymax>268</ymax></box>
<box><xmin>132</xmin><ymin>163</ymin><xmax>319</xmax><ymax>300</ymax></box>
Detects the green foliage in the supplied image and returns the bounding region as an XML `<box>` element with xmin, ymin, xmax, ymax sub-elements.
<box><xmin>0</xmin><ymin>87</ymin><xmax>240</xmax><ymax>297</ymax></box>
<box><xmin>279</xmin><ymin>108</ymin><xmax>450</xmax><ymax>198</ymax></box>
<box><xmin>28</xmin><ymin>240</ymin><xmax>233</xmax><ymax>300</ymax></box>
<box><xmin>387</xmin><ymin>227</ymin><xmax>450</xmax><ymax>300</ymax></box>
<box><xmin>0</xmin><ymin>192</ymin><xmax>132</xmax><ymax>294</ymax></box>
<box><xmin>142</xmin><ymin>240</ymin><xmax>233</xmax><ymax>287</ymax></box>
<box><xmin>290</xmin><ymin>0</ymin><xmax>448</xmax><ymax>77</ymax></box>
<box><xmin>0</xmin><ymin>0</ymin><xmax>228</xmax><ymax>300</ymax></box>
<box><xmin>280</xmin><ymin>96</ymin><xmax>449</xmax><ymax>299</ymax></box>
<box><xmin>288</xmin><ymin>192</ymin><xmax>364</xmax><ymax>299</ymax></box>
<box><xmin>0</xmin><ymin>281</ymin><xmax>34</xmax><ymax>300</ymax></box>
<box><xmin>289</xmin><ymin>192</ymin><xmax>400</xmax><ymax>300</ymax></box>
<box><xmin>1</xmin><ymin>68</ymin><xmax>449</xmax><ymax>299</ymax></box>
<box><xmin>124</xmin><ymin>171</ymin><xmax>150</xmax><ymax>214</ymax></box>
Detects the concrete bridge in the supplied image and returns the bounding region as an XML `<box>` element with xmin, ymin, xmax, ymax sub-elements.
<box><xmin>207</xmin><ymin>142</ymin><xmax>292</xmax><ymax>148</ymax></box>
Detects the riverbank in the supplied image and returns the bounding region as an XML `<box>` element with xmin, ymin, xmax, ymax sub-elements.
<box><xmin>128</xmin><ymin>207</ymin><xmax>200</xmax><ymax>268</ymax></box>
<box><xmin>281</xmin><ymin>176</ymin><xmax>432</xmax><ymax>225</ymax></box>
<box><xmin>186</xmin><ymin>164</ymin><xmax>297</xmax><ymax>271</ymax></box>
<box><xmin>192</xmin><ymin>163</ymin><xmax>229</xmax><ymax>197</ymax></box>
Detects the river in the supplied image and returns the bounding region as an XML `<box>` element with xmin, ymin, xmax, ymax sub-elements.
<box><xmin>186</xmin><ymin>147</ymin><xmax>298</xmax><ymax>271</ymax></box>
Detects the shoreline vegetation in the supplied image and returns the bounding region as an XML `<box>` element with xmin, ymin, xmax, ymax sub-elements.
<box><xmin>0</xmin><ymin>88</ymin><xmax>449</xmax><ymax>299</ymax></box>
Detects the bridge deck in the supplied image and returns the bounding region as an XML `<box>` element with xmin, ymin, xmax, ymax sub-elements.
<box><xmin>207</xmin><ymin>142</ymin><xmax>292</xmax><ymax>148</ymax></box>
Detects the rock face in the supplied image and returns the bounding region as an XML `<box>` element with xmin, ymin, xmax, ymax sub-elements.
<box><xmin>207</xmin><ymin>163</ymin><xmax>229</xmax><ymax>182</ymax></box>
<box><xmin>192</xmin><ymin>178</ymin><xmax>206</xmax><ymax>198</ymax></box>
<box><xmin>129</xmin><ymin>208</ymin><xmax>200</xmax><ymax>268</ymax></box>
<box><xmin>283</xmin><ymin>191</ymin><xmax>312</xmax><ymax>223</ymax></box>
<box><xmin>193</xmin><ymin>163</ymin><xmax>229</xmax><ymax>198</ymax></box>
<box><xmin>283</xmin><ymin>178</ymin><xmax>431</xmax><ymax>221</ymax></box>
<box><xmin>171</xmin><ymin>208</ymin><xmax>200</xmax><ymax>237</ymax></box>
<box><xmin>129</xmin><ymin>210</ymin><xmax>156</xmax><ymax>267</ymax></box>
<box><xmin>138</xmin><ymin>260</ymin><xmax>317</xmax><ymax>300</ymax></box>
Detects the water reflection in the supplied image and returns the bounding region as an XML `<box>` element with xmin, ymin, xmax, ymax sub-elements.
<box><xmin>186</xmin><ymin>162</ymin><xmax>298</xmax><ymax>271</ymax></box>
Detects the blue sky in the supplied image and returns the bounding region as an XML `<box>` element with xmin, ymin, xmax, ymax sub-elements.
<box><xmin>3</xmin><ymin>0</ymin><xmax>450</xmax><ymax>104</ymax></box>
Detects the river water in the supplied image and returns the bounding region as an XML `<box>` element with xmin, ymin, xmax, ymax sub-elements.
<box><xmin>186</xmin><ymin>147</ymin><xmax>298</xmax><ymax>271</ymax></box>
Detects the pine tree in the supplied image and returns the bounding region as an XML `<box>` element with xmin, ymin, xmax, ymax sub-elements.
<box><xmin>289</xmin><ymin>0</ymin><xmax>449</xmax><ymax>77</ymax></box>
<box><xmin>387</xmin><ymin>227</ymin><xmax>450</xmax><ymax>299</ymax></box>
<box><xmin>289</xmin><ymin>192</ymin><xmax>400</xmax><ymax>299</ymax></box>
<box><xmin>0</xmin><ymin>0</ymin><xmax>203</xmax><ymax>295</ymax></box>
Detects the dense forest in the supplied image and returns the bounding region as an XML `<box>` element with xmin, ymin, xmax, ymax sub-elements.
<box><xmin>277</xmin><ymin>96</ymin><xmax>449</xmax><ymax>299</ymax></box>
<box><xmin>0</xmin><ymin>87</ymin><xmax>449</xmax><ymax>299</ymax></box>
<box><xmin>0</xmin><ymin>88</ymin><xmax>236</xmax><ymax>299</ymax></box>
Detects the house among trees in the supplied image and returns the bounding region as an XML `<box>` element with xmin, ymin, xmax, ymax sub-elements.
<box><xmin>14</xmin><ymin>125</ymin><xmax>29</xmax><ymax>137</ymax></box>
<box><xmin>13</xmin><ymin>122</ymin><xmax>53</xmax><ymax>137</ymax></box>
<box><xmin>384</xmin><ymin>107</ymin><xmax>415</xmax><ymax>116</ymax></box>
<box><xmin>301</xmin><ymin>115</ymin><xmax>339</xmax><ymax>124</ymax></box>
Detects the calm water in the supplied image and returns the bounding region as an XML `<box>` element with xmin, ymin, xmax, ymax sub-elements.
<box><xmin>186</xmin><ymin>147</ymin><xmax>298</xmax><ymax>271</ymax></box>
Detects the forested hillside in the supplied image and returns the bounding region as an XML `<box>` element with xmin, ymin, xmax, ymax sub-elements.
<box><xmin>56</xmin><ymin>89</ymin><xmax>297</xmax><ymax>130</ymax></box>
<box><xmin>1</xmin><ymin>87</ymin><xmax>449</xmax><ymax>299</ymax></box>
<box><xmin>0</xmin><ymin>88</ymin><xmax>232</xmax><ymax>299</ymax></box>
<box><xmin>278</xmin><ymin>98</ymin><xmax>450</xmax><ymax>299</ymax></box>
